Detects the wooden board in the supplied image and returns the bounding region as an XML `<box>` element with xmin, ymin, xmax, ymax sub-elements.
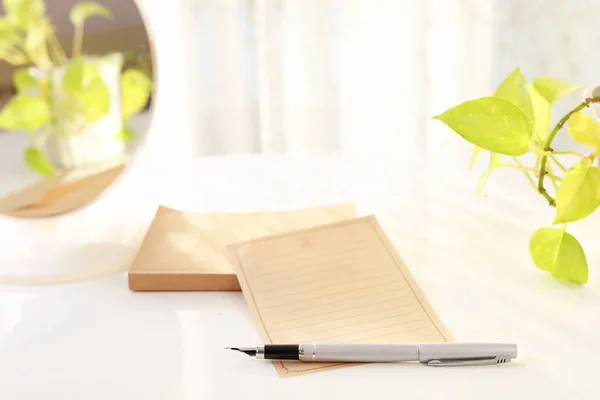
<box><xmin>128</xmin><ymin>203</ymin><xmax>356</xmax><ymax>291</ymax></box>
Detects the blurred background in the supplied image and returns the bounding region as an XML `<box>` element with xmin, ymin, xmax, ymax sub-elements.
<box><xmin>0</xmin><ymin>0</ymin><xmax>152</xmax><ymax>107</ymax></box>
<box><xmin>2</xmin><ymin>0</ymin><xmax>597</xmax><ymax>212</ymax></box>
<box><xmin>153</xmin><ymin>0</ymin><xmax>600</xmax><ymax>159</ymax></box>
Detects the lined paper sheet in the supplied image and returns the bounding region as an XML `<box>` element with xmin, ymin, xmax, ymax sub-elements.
<box><xmin>128</xmin><ymin>202</ymin><xmax>356</xmax><ymax>291</ymax></box>
<box><xmin>229</xmin><ymin>215</ymin><xmax>454</xmax><ymax>377</ymax></box>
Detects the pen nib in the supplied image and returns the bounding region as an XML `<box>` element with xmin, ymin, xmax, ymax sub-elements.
<box><xmin>226</xmin><ymin>347</ymin><xmax>257</xmax><ymax>357</ymax></box>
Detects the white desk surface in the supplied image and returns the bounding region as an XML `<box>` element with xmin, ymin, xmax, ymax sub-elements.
<box><xmin>0</xmin><ymin>150</ymin><xmax>599</xmax><ymax>400</ymax></box>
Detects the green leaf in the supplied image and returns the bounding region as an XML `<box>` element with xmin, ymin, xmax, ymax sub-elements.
<box><xmin>477</xmin><ymin>152</ymin><xmax>502</xmax><ymax>196</ymax></box>
<box><xmin>433</xmin><ymin>96</ymin><xmax>533</xmax><ymax>156</ymax></box>
<box><xmin>494</xmin><ymin>67</ymin><xmax>534</xmax><ymax>124</ymax></box>
<box><xmin>82</xmin><ymin>62</ymin><xmax>101</xmax><ymax>81</ymax></box>
<box><xmin>39</xmin><ymin>75</ymin><xmax>51</xmax><ymax>98</ymax></box>
<box><xmin>554</xmin><ymin>162</ymin><xmax>600</xmax><ymax>224</ymax></box>
<box><xmin>532</xmin><ymin>77</ymin><xmax>582</xmax><ymax>103</ymax></box>
<box><xmin>120</xmin><ymin>68</ymin><xmax>152</xmax><ymax>120</ymax></box>
<box><xmin>69</xmin><ymin>2</ymin><xmax>112</xmax><ymax>26</ymax></box>
<box><xmin>63</xmin><ymin>57</ymin><xmax>84</xmax><ymax>95</ymax></box>
<box><xmin>0</xmin><ymin>94</ymin><xmax>50</xmax><ymax>131</ymax></box>
<box><xmin>469</xmin><ymin>146</ymin><xmax>481</xmax><ymax>170</ymax></box>
<box><xmin>63</xmin><ymin>61</ymin><xmax>109</xmax><ymax>122</ymax></box>
<box><xmin>64</xmin><ymin>59</ymin><xmax>103</xmax><ymax>95</ymax></box>
<box><xmin>529</xmin><ymin>83</ymin><xmax>551</xmax><ymax>144</ymax></box>
<box><xmin>13</xmin><ymin>68</ymin><xmax>37</xmax><ymax>92</ymax></box>
<box><xmin>0</xmin><ymin>17</ymin><xmax>15</xmax><ymax>31</ymax></box>
<box><xmin>24</xmin><ymin>146</ymin><xmax>55</xmax><ymax>176</ymax></box>
<box><xmin>0</xmin><ymin>48</ymin><xmax>27</xmax><ymax>65</ymax></box>
<box><xmin>568</xmin><ymin>111</ymin><xmax>600</xmax><ymax>147</ymax></box>
<box><xmin>529</xmin><ymin>227</ymin><xmax>588</xmax><ymax>284</ymax></box>
<box><xmin>115</xmin><ymin>125</ymin><xmax>135</xmax><ymax>141</ymax></box>
<box><xmin>79</xmin><ymin>78</ymin><xmax>110</xmax><ymax>121</ymax></box>
<box><xmin>3</xmin><ymin>0</ymin><xmax>46</xmax><ymax>29</ymax></box>
<box><xmin>0</xmin><ymin>18</ymin><xmax>27</xmax><ymax>64</ymax></box>
<box><xmin>0</xmin><ymin>16</ymin><xmax>22</xmax><ymax>47</ymax></box>
<box><xmin>24</xmin><ymin>23</ymin><xmax>51</xmax><ymax>69</ymax></box>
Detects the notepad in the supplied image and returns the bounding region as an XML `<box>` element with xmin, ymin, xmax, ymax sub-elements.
<box><xmin>128</xmin><ymin>202</ymin><xmax>356</xmax><ymax>291</ymax></box>
<box><xmin>228</xmin><ymin>215</ymin><xmax>454</xmax><ymax>377</ymax></box>
<box><xmin>0</xmin><ymin>164</ymin><xmax>125</xmax><ymax>218</ymax></box>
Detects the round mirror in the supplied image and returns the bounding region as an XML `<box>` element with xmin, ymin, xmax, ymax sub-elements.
<box><xmin>0</xmin><ymin>0</ymin><xmax>154</xmax><ymax>219</ymax></box>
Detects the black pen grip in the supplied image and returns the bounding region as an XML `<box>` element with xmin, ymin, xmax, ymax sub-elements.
<box><xmin>264</xmin><ymin>344</ymin><xmax>299</xmax><ymax>360</ymax></box>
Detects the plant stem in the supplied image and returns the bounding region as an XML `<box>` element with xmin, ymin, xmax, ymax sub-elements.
<box><xmin>504</xmin><ymin>165</ymin><xmax>537</xmax><ymax>173</ymax></box>
<box><xmin>519</xmin><ymin>169</ymin><xmax>538</xmax><ymax>191</ymax></box>
<box><xmin>550</xmin><ymin>155</ymin><xmax>567</xmax><ymax>173</ymax></box>
<box><xmin>552</xmin><ymin>150</ymin><xmax>585</xmax><ymax>157</ymax></box>
<box><xmin>505</xmin><ymin>160</ymin><xmax>537</xmax><ymax>173</ymax></box>
<box><xmin>6</xmin><ymin>47</ymin><xmax>28</xmax><ymax>65</ymax></box>
<box><xmin>530</xmin><ymin>146</ymin><xmax>545</xmax><ymax>156</ymax></box>
<box><xmin>47</xmin><ymin>31</ymin><xmax>68</xmax><ymax>65</ymax></box>
<box><xmin>72</xmin><ymin>24</ymin><xmax>83</xmax><ymax>58</ymax></box>
<box><xmin>45</xmin><ymin>71</ymin><xmax>59</xmax><ymax>143</ymax></box>
<box><xmin>521</xmin><ymin>170</ymin><xmax>538</xmax><ymax>191</ymax></box>
<box><xmin>537</xmin><ymin>96</ymin><xmax>600</xmax><ymax>206</ymax></box>
<box><xmin>510</xmin><ymin>156</ymin><xmax>540</xmax><ymax>191</ymax></box>
<box><xmin>504</xmin><ymin>164</ymin><xmax>562</xmax><ymax>180</ymax></box>
<box><xmin>584</xmin><ymin>151</ymin><xmax>598</xmax><ymax>164</ymax></box>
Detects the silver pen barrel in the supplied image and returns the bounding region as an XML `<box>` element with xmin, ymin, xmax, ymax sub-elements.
<box><xmin>227</xmin><ymin>342</ymin><xmax>518</xmax><ymax>366</ymax></box>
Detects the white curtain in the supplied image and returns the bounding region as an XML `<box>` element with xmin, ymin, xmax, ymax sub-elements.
<box><xmin>176</xmin><ymin>0</ymin><xmax>600</xmax><ymax>157</ymax></box>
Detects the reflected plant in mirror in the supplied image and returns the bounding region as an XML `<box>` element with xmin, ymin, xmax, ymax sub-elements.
<box><xmin>435</xmin><ymin>68</ymin><xmax>600</xmax><ymax>285</ymax></box>
<box><xmin>0</xmin><ymin>0</ymin><xmax>152</xmax><ymax>177</ymax></box>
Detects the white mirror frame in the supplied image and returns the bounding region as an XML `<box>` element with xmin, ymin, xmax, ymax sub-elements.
<box><xmin>0</xmin><ymin>0</ymin><xmax>162</xmax><ymax>285</ymax></box>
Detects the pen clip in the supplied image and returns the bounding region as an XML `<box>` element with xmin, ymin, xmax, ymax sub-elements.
<box><xmin>426</xmin><ymin>355</ymin><xmax>512</xmax><ymax>367</ymax></box>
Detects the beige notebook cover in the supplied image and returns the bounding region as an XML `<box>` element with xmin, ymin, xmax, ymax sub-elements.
<box><xmin>228</xmin><ymin>215</ymin><xmax>454</xmax><ymax>378</ymax></box>
<box><xmin>128</xmin><ymin>203</ymin><xmax>356</xmax><ymax>291</ymax></box>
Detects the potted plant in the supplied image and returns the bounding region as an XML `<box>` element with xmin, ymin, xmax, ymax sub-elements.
<box><xmin>434</xmin><ymin>68</ymin><xmax>600</xmax><ymax>284</ymax></box>
<box><xmin>0</xmin><ymin>0</ymin><xmax>152</xmax><ymax>176</ymax></box>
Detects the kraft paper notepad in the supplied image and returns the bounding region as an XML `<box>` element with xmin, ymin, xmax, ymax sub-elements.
<box><xmin>228</xmin><ymin>215</ymin><xmax>454</xmax><ymax>378</ymax></box>
<box><xmin>0</xmin><ymin>164</ymin><xmax>124</xmax><ymax>218</ymax></box>
<box><xmin>128</xmin><ymin>202</ymin><xmax>356</xmax><ymax>291</ymax></box>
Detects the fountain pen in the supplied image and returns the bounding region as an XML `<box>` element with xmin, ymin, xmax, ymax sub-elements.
<box><xmin>227</xmin><ymin>342</ymin><xmax>518</xmax><ymax>366</ymax></box>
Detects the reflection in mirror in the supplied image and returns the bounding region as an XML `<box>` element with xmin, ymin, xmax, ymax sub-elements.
<box><xmin>0</xmin><ymin>0</ymin><xmax>153</xmax><ymax>218</ymax></box>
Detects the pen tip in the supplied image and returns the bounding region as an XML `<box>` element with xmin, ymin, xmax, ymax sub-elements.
<box><xmin>226</xmin><ymin>347</ymin><xmax>257</xmax><ymax>357</ymax></box>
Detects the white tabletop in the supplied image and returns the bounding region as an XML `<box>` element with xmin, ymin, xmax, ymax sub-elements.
<box><xmin>0</xmin><ymin>149</ymin><xmax>599</xmax><ymax>399</ymax></box>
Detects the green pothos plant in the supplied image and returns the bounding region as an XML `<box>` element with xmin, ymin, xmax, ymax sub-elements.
<box><xmin>0</xmin><ymin>0</ymin><xmax>152</xmax><ymax>176</ymax></box>
<box><xmin>434</xmin><ymin>68</ymin><xmax>600</xmax><ymax>285</ymax></box>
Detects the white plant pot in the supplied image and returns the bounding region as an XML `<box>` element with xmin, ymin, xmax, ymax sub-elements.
<box><xmin>41</xmin><ymin>53</ymin><xmax>126</xmax><ymax>170</ymax></box>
